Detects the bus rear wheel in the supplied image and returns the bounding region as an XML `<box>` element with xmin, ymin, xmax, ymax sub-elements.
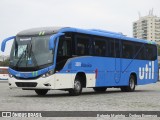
<box><xmin>35</xmin><ymin>89</ymin><xmax>48</xmax><ymax>96</ymax></box>
<box><xmin>69</xmin><ymin>77</ymin><xmax>82</xmax><ymax>96</ymax></box>
<box><xmin>93</xmin><ymin>87</ymin><xmax>107</xmax><ymax>92</ymax></box>
<box><xmin>121</xmin><ymin>75</ymin><xmax>136</xmax><ymax>92</ymax></box>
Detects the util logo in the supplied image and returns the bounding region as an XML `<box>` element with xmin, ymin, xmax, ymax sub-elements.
<box><xmin>139</xmin><ymin>61</ymin><xmax>154</xmax><ymax>80</ymax></box>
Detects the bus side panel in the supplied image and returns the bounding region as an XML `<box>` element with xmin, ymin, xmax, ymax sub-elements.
<box><xmin>118</xmin><ymin>59</ymin><xmax>139</xmax><ymax>86</ymax></box>
<box><xmin>86</xmin><ymin>73</ymin><xmax>96</xmax><ymax>87</ymax></box>
<box><xmin>94</xmin><ymin>57</ymin><xmax>115</xmax><ymax>87</ymax></box>
<box><xmin>53</xmin><ymin>73</ymin><xmax>74</xmax><ymax>89</ymax></box>
<box><xmin>137</xmin><ymin>60</ymin><xmax>158</xmax><ymax>85</ymax></box>
<box><xmin>60</xmin><ymin>57</ymin><xmax>158</xmax><ymax>89</ymax></box>
<box><xmin>64</xmin><ymin>57</ymin><xmax>116</xmax><ymax>87</ymax></box>
<box><xmin>121</xmin><ymin>59</ymin><xmax>158</xmax><ymax>86</ymax></box>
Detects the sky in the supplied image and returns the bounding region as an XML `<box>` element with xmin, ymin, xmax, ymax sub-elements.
<box><xmin>0</xmin><ymin>0</ymin><xmax>160</xmax><ymax>55</ymax></box>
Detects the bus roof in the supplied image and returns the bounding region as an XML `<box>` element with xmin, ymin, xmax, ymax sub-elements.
<box><xmin>16</xmin><ymin>27</ymin><xmax>156</xmax><ymax>45</ymax></box>
<box><xmin>17</xmin><ymin>27</ymin><xmax>63</xmax><ymax>36</ymax></box>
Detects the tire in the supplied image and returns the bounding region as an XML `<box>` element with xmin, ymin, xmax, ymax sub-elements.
<box><xmin>121</xmin><ymin>75</ymin><xmax>136</xmax><ymax>92</ymax></box>
<box><xmin>93</xmin><ymin>87</ymin><xmax>107</xmax><ymax>92</ymax></box>
<box><xmin>69</xmin><ymin>76</ymin><xmax>82</xmax><ymax>96</ymax></box>
<box><xmin>35</xmin><ymin>89</ymin><xmax>48</xmax><ymax>96</ymax></box>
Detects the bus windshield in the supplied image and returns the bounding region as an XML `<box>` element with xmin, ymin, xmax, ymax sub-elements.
<box><xmin>10</xmin><ymin>35</ymin><xmax>54</xmax><ymax>71</ymax></box>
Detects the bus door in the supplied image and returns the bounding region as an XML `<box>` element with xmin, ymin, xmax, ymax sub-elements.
<box><xmin>114</xmin><ymin>39</ymin><xmax>121</xmax><ymax>83</ymax></box>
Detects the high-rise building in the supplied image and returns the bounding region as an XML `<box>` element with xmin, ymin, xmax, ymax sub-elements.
<box><xmin>133</xmin><ymin>10</ymin><xmax>160</xmax><ymax>44</ymax></box>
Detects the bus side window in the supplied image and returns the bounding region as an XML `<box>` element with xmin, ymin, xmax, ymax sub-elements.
<box><xmin>122</xmin><ymin>41</ymin><xmax>134</xmax><ymax>59</ymax></box>
<box><xmin>145</xmin><ymin>44</ymin><xmax>157</xmax><ymax>60</ymax></box>
<box><xmin>108</xmin><ymin>40</ymin><xmax>115</xmax><ymax>57</ymax></box>
<box><xmin>75</xmin><ymin>36</ymin><xmax>90</xmax><ymax>56</ymax></box>
<box><xmin>77</xmin><ymin>43</ymin><xmax>85</xmax><ymax>55</ymax></box>
<box><xmin>58</xmin><ymin>38</ymin><xmax>72</xmax><ymax>56</ymax></box>
<box><xmin>134</xmin><ymin>43</ymin><xmax>146</xmax><ymax>60</ymax></box>
<box><xmin>115</xmin><ymin>39</ymin><xmax>120</xmax><ymax>58</ymax></box>
<box><xmin>94</xmin><ymin>40</ymin><xmax>106</xmax><ymax>57</ymax></box>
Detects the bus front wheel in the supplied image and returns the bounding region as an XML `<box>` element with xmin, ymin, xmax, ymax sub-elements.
<box><xmin>69</xmin><ymin>77</ymin><xmax>82</xmax><ymax>96</ymax></box>
<box><xmin>35</xmin><ymin>89</ymin><xmax>48</xmax><ymax>96</ymax></box>
<box><xmin>121</xmin><ymin>75</ymin><xmax>136</xmax><ymax>92</ymax></box>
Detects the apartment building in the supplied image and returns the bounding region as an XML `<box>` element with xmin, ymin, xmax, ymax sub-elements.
<box><xmin>133</xmin><ymin>11</ymin><xmax>160</xmax><ymax>44</ymax></box>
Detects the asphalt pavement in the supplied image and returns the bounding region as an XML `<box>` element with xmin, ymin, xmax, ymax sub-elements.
<box><xmin>0</xmin><ymin>81</ymin><xmax>160</xmax><ymax>120</ymax></box>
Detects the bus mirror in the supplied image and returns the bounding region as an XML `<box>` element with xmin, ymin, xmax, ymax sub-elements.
<box><xmin>49</xmin><ymin>33</ymin><xmax>64</xmax><ymax>50</ymax></box>
<box><xmin>1</xmin><ymin>36</ymin><xmax>15</xmax><ymax>52</ymax></box>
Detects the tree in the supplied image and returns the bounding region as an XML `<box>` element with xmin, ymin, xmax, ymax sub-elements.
<box><xmin>0</xmin><ymin>59</ymin><xmax>10</xmax><ymax>66</ymax></box>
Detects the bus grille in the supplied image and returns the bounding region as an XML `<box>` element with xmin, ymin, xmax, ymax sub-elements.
<box><xmin>15</xmin><ymin>82</ymin><xmax>37</xmax><ymax>87</ymax></box>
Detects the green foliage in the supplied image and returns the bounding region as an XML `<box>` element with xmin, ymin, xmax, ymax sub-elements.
<box><xmin>0</xmin><ymin>59</ymin><xmax>10</xmax><ymax>66</ymax></box>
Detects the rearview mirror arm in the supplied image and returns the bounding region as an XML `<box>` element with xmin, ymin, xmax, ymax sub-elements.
<box><xmin>1</xmin><ymin>36</ymin><xmax>15</xmax><ymax>52</ymax></box>
<box><xmin>49</xmin><ymin>33</ymin><xmax>64</xmax><ymax>50</ymax></box>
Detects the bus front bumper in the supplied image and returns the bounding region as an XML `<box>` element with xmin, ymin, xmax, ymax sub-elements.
<box><xmin>8</xmin><ymin>76</ymin><xmax>54</xmax><ymax>90</ymax></box>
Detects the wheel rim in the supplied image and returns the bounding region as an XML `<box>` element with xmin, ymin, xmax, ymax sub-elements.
<box><xmin>130</xmin><ymin>78</ymin><xmax>135</xmax><ymax>90</ymax></box>
<box><xmin>74</xmin><ymin>81</ymin><xmax>81</xmax><ymax>92</ymax></box>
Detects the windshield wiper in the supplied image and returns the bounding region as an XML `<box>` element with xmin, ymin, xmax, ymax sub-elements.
<box><xmin>15</xmin><ymin>49</ymin><xmax>26</xmax><ymax>68</ymax></box>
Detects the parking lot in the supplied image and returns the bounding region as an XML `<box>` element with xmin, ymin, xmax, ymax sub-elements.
<box><xmin>0</xmin><ymin>81</ymin><xmax>160</xmax><ymax>119</ymax></box>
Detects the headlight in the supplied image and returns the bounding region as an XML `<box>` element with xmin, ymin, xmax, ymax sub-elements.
<box><xmin>42</xmin><ymin>70</ymin><xmax>54</xmax><ymax>78</ymax></box>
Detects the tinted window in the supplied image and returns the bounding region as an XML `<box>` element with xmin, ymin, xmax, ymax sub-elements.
<box><xmin>122</xmin><ymin>41</ymin><xmax>134</xmax><ymax>59</ymax></box>
<box><xmin>108</xmin><ymin>39</ymin><xmax>115</xmax><ymax>57</ymax></box>
<box><xmin>122</xmin><ymin>41</ymin><xmax>157</xmax><ymax>60</ymax></box>
<box><xmin>93</xmin><ymin>39</ymin><xmax>106</xmax><ymax>56</ymax></box>
<box><xmin>115</xmin><ymin>39</ymin><xmax>121</xmax><ymax>58</ymax></box>
<box><xmin>58</xmin><ymin>37</ymin><xmax>72</xmax><ymax>56</ymax></box>
<box><xmin>134</xmin><ymin>43</ymin><xmax>146</xmax><ymax>60</ymax></box>
<box><xmin>104</xmin><ymin>38</ymin><xmax>121</xmax><ymax>58</ymax></box>
<box><xmin>75</xmin><ymin>35</ymin><xmax>90</xmax><ymax>56</ymax></box>
<box><xmin>145</xmin><ymin>44</ymin><xmax>157</xmax><ymax>60</ymax></box>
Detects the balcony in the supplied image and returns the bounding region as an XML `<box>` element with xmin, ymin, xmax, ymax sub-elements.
<box><xmin>133</xmin><ymin>26</ymin><xmax>137</xmax><ymax>29</ymax></box>
<box><xmin>142</xmin><ymin>36</ymin><xmax>147</xmax><ymax>39</ymax></box>
<box><xmin>133</xmin><ymin>33</ymin><xmax>137</xmax><ymax>36</ymax></box>
<box><xmin>155</xmin><ymin>19</ymin><xmax>160</xmax><ymax>22</ymax></box>
<box><xmin>141</xmin><ymin>20</ymin><xmax>147</xmax><ymax>23</ymax></box>
<box><xmin>141</xmin><ymin>22</ymin><xmax>147</xmax><ymax>26</ymax></box>
<box><xmin>155</xmin><ymin>33</ymin><xmax>160</xmax><ymax>36</ymax></box>
<box><xmin>155</xmin><ymin>23</ymin><xmax>160</xmax><ymax>25</ymax></box>
<box><xmin>133</xmin><ymin>22</ymin><xmax>137</xmax><ymax>25</ymax></box>
<box><xmin>155</xmin><ymin>37</ymin><xmax>160</xmax><ymax>39</ymax></box>
<box><xmin>133</xmin><ymin>29</ymin><xmax>137</xmax><ymax>32</ymax></box>
<box><xmin>142</xmin><ymin>26</ymin><xmax>147</xmax><ymax>29</ymax></box>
